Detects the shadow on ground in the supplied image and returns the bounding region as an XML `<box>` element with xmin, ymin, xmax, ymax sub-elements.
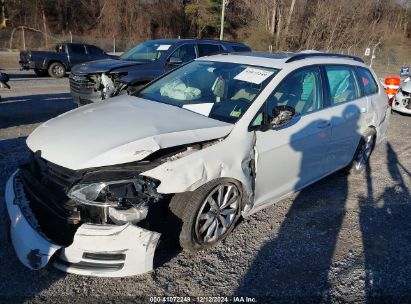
<box><xmin>236</xmin><ymin>141</ymin><xmax>411</xmax><ymax>302</ymax></box>
<box><xmin>359</xmin><ymin>143</ymin><xmax>411</xmax><ymax>301</ymax></box>
<box><xmin>0</xmin><ymin>92</ymin><xmax>75</xmax><ymax>129</ymax></box>
<box><xmin>7</xmin><ymin>72</ymin><xmax>70</xmax><ymax>80</ymax></box>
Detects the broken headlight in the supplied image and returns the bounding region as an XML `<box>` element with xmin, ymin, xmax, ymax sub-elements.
<box><xmin>67</xmin><ymin>178</ymin><xmax>158</xmax><ymax>208</ymax></box>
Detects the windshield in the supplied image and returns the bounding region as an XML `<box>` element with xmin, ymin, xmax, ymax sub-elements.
<box><xmin>120</xmin><ymin>41</ymin><xmax>174</xmax><ymax>62</ymax></box>
<box><xmin>137</xmin><ymin>61</ymin><xmax>279</xmax><ymax>123</ymax></box>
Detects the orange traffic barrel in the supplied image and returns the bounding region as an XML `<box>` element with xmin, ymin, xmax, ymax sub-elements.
<box><xmin>385</xmin><ymin>76</ymin><xmax>400</xmax><ymax>99</ymax></box>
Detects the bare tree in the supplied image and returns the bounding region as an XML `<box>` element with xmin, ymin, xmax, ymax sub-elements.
<box><xmin>281</xmin><ymin>0</ymin><xmax>296</xmax><ymax>49</ymax></box>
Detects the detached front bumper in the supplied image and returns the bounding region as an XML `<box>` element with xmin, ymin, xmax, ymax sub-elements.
<box><xmin>5</xmin><ymin>170</ymin><xmax>161</xmax><ymax>277</ymax></box>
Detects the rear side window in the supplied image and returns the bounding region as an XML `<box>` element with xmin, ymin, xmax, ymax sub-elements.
<box><xmin>55</xmin><ymin>44</ymin><xmax>66</xmax><ymax>53</ymax></box>
<box><xmin>87</xmin><ymin>46</ymin><xmax>104</xmax><ymax>55</ymax></box>
<box><xmin>356</xmin><ymin>67</ymin><xmax>378</xmax><ymax>96</ymax></box>
<box><xmin>198</xmin><ymin>44</ymin><xmax>221</xmax><ymax>57</ymax></box>
<box><xmin>231</xmin><ymin>45</ymin><xmax>251</xmax><ymax>52</ymax></box>
<box><xmin>70</xmin><ymin>45</ymin><xmax>87</xmax><ymax>55</ymax></box>
<box><xmin>170</xmin><ymin>44</ymin><xmax>196</xmax><ymax>63</ymax></box>
<box><xmin>324</xmin><ymin>66</ymin><xmax>360</xmax><ymax>105</ymax></box>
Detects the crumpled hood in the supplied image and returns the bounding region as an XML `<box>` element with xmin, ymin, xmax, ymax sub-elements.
<box><xmin>71</xmin><ymin>59</ymin><xmax>145</xmax><ymax>74</ymax></box>
<box><xmin>27</xmin><ymin>96</ymin><xmax>233</xmax><ymax>170</ymax></box>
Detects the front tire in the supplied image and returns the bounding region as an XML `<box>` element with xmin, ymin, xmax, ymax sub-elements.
<box><xmin>169</xmin><ymin>179</ymin><xmax>243</xmax><ymax>251</ymax></box>
<box><xmin>48</xmin><ymin>62</ymin><xmax>65</xmax><ymax>78</ymax></box>
<box><xmin>347</xmin><ymin>128</ymin><xmax>376</xmax><ymax>174</ymax></box>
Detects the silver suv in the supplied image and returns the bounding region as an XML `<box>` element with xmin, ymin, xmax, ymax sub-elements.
<box><xmin>4</xmin><ymin>52</ymin><xmax>390</xmax><ymax>277</ymax></box>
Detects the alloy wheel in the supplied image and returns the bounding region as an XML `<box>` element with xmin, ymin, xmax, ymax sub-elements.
<box><xmin>52</xmin><ymin>65</ymin><xmax>64</xmax><ymax>77</ymax></box>
<box><xmin>194</xmin><ymin>183</ymin><xmax>240</xmax><ymax>244</ymax></box>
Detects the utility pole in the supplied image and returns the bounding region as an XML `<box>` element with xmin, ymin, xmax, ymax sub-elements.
<box><xmin>219</xmin><ymin>0</ymin><xmax>229</xmax><ymax>40</ymax></box>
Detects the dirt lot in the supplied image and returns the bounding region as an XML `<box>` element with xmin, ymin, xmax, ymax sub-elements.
<box><xmin>0</xmin><ymin>71</ymin><xmax>410</xmax><ymax>303</ymax></box>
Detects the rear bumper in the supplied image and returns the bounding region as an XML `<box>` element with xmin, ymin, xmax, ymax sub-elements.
<box><xmin>19</xmin><ymin>61</ymin><xmax>35</xmax><ymax>70</ymax></box>
<box><xmin>5</xmin><ymin>170</ymin><xmax>161</xmax><ymax>277</ymax></box>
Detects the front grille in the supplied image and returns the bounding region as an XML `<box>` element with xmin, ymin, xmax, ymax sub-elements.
<box><xmin>54</xmin><ymin>257</ymin><xmax>124</xmax><ymax>272</ymax></box>
<box><xmin>83</xmin><ymin>252</ymin><xmax>126</xmax><ymax>261</ymax></box>
<box><xmin>17</xmin><ymin>154</ymin><xmax>84</xmax><ymax>245</ymax></box>
<box><xmin>69</xmin><ymin>73</ymin><xmax>95</xmax><ymax>94</ymax></box>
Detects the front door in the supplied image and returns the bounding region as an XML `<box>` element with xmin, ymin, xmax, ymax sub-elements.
<box><xmin>253</xmin><ymin>66</ymin><xmax>332</xmax><ymax>206</ymax></box>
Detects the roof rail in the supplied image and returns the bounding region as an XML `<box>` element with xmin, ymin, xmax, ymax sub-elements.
<box><xmin>285</xmin><ymin>52</ymin><xmax>364</xmax><ymax>63</ymax></box>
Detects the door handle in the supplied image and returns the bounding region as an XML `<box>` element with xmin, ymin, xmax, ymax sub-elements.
<box><xmin>317</xmin><ymin>121</ymin><xmax>331</xmax><ymax>129</ymax></box>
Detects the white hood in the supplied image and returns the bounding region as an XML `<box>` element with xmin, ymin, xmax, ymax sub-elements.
<box><xmin>27</xmin><ymin>96</ymin><xmax>233</xmax><ymax>170</ymax></box>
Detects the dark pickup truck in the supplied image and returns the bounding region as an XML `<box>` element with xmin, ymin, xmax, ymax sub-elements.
<box><xmin>19</xmin><ymin>43</ymin><xmax>114</xmax><ymax>78</ymax></box>
<box><xmin>69</xmin><ymin>39</ymin><xmax>251</xmax><ymax>106</ymax></box>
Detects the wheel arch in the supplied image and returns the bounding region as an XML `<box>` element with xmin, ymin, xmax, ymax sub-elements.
<box><xmin>47</xmin><ymin>60</ymin><xmax>68</xmax><ymax>70</ymax></box>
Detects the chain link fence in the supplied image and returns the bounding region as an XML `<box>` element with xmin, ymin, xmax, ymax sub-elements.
<box><xmin>1</xmin><ymin>27</ymin><xmax>410</xmax><ymax>79</ymax></box>
<box><xmin>0</xmin><ymin>28</ymin><xmax>137</xmax><ymax>53</ymax></box>
<box><xmin>319</xmin><ymin>45</ymin><xmax>411</xmax><ymax>79</ymax></box>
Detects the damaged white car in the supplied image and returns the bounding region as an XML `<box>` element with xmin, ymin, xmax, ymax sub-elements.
<box><xmin>393</xmin><ymin>78</ymin><xmax>411</xmax><ymax>115</ymax></box>
<box><xmin>4</xmin><ymin>52</ymin><xmax>390</xmax><ymax>277</ymax></box>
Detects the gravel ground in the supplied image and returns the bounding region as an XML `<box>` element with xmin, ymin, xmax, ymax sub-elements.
<box><xmin>0</xmin><ymin>71</ymin><xmax>410</xmax><ymax>303</ymax></box>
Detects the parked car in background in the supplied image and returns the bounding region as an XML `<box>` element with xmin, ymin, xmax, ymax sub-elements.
<box><xmin>5</xmin><ymin>52</ymin><xmax>390</xmax><ymax>277</ymax></box>
<box><xmin>69</xmin><ymin>39</ymin><xmax>251</xmax><ymax>106</ymax></box>
<box><xmin>0</xmin><ymin>72</ymin><xmax>10</xmax><ymax>102</ymax></box>
<box><xmin>393</xmin><ymin>79</ymin><xmax>411</xmax><ymax>115</ymax></box>
<box><xmin>19</xmin><ymin>43</ymin><xmax>114</xmax><ymax>78</ymax></box>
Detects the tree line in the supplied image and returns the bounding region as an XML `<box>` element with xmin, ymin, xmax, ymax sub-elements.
<box><xmin>1</xmin><ymin>0</ymin><xmax>410</xmax><ymax>51</ymax></box>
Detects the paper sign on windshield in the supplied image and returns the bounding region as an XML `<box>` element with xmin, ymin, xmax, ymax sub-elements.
<box><xmin>182</xmin><ymin>103</ymin><xmax>214</xmax><ymax>117</ymax></box>
<box><xmin>234</xmin><ymin>67</ymin><xmax>274</xmax><ymax>84</ymax></box>
<box><xmin>157</xmin><ymin>44</ymin><xmax>172</xmax><ymax>51</ymax></box>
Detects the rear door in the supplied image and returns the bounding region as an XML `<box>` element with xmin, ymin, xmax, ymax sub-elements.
<box><xmin>322</xmin><ymin>65</ymin><xmax>367</xmax><ymax>171</ymax></box>
<box><xmin>68</xmin><ymin>44</ymin><xmax>89</xmax><ymax>66</ymax></box>
<box><xmin>86</xmin><ymin>45</ymin><xmax>107</xmax><ymax>61</ymax></box>
<box><xmin>356</xmin><ymin>67</ymin><xmax>386</xmax><ymax>124</ymax></box>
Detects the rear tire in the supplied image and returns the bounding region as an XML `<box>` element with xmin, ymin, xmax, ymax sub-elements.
<box><xmin>346</xmin><ymin>128</ymin><xmax>376</xmax><ymax>174</ymax></box>
<box><xmin>168</xmin><ymin>178</ymin><xmax>243</xmax><ymax>251</ymax></box>
<box><xmin>48</xmin><ymin>62</ymin><xmax>65</xmax><ymax>78</ymax></box>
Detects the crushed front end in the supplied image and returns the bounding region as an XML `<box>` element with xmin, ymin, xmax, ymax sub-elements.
<box><xmin>4</xmin><ymin>153</ymin><xmax>162</xmax><ymax>277</ymax></box>
<box><xmin>69</xmin><ymin>72</ymin><xmax>126</xmax><ymax>106</ymax></box>
<box><xmin>393</xmin><ymin>85</ymin><xmax>411</xmax><ymax>115</ymax></box>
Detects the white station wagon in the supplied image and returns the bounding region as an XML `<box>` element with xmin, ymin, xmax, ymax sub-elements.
<box><xmin>4</xmin><ymin>52</ymin><xmax>390</xmax><ymax>277</ymax></box>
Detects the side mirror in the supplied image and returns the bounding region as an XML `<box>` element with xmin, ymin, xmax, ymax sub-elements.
<box><xmin>167</xmin><ymin>57</ymin><xmax>183</xmax><ymax>66</ymax></box>
<box><xmin>270</xmin><ymin>105</ymin><xmax>297</xmax><ymax>129</ymax></box>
